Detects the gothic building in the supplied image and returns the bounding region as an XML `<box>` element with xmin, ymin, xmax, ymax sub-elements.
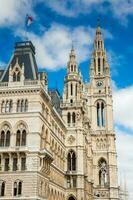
<box><xmin>0</xmin><ymin>23</ymin><xmax>124</xmax><ymax>200</ymax></box>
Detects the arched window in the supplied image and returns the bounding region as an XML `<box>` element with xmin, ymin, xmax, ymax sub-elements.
<box><xmin>103</xmin><ymin>58</ymin><xmax>105</xmax><ymax>68</ymax></box>
<box><xmin>1</xmin><ymin>101</ymin><xmax>5</xmax><ymax>113</ymax></box>
<box><xmin>17</xmin><ymin>100</ymin><xmax>21</xmax><ymax>112</ymax></box>
<box><xmin>98</xmin><ymin>58</ymin><xmax>100</xmax><ymax>73</ymax></box>
<box><xmin>18</xmin><ymin>181</ymin><xmax>22</xmax><ymax>195</ymax></box>
<box><xmin>70</xmin><ymin>99</ymin><xmax>73</xmax><ymax>104</ymax></box>
<box><xmin>97</xmin><ymin>103</ymin><xmax>100</xmax><ymax>127</ymax></box>
<box><xmin>16</xmin><ymin>124</ymin><xmax>27</xmax><ymax>147</ymax></box>
<box><xmin>25</xmin><ymin>100</ymin><xmax>28</xmax><ymax>112</ymax></box>
<box><xmin>5</xmin><ymin>101</ymin><xmax>10</xmax><ymax>113</ymax></box>
<box><xmin>67</xmin><ymin>150</ymin><xmax>76</xmax><ymax>171</ymax></box>
<box><xmin>13</xmin><ymin>73</ymin><xmax>16</xmax><ymax>82</ymax></box>
<box><xmin>68</xmin><ymin>196</ymin><xmax>76</xmax><ymax>200</ymax></box>
<box><xmin>21</xmin><ymin>157</ymin><xmax>26</xmax><ymax>171</ymax></box>
<box><xmin>0</xmin><ymin>125</ymin><xmax>11</xmax><ymax>147</ymax></box>
<box><xmin>71</xmin><ymin>65</ymin><xmax>73</xmax><ymax>72</ymax></box>
<box><xmin>17</xmin><ymin>72</ymin><xmax>20</xmax><ymax>82</ymax></box>
<box><xmin>74</xmin><ymin>65</ymin><xmax>76</xmax><ymax>72</ymax></box>
<box><xmin>5</xmin><ymin>130</ymin><xmax>10</xmax><ymax>147</ymax></box>
<box><xmin>14</xmin><ymin>181</ymin><xmax>22</xmax><ymax>196</ymax></box>
<box><xmin>75</xmin><ymin>84</ymin><xmax>77</xmax><ymax>96</ymax></box>
<box><xmin>71</xmin><ymin>83</ymin><xmax>73</xmax><ymax>95</ymax></box>
<box><xmin>4</xmin><ymin>156</ymin><xmax>9</xmax><ymax>171</ymax></box>
<box><xmin>98</xmin><ymin>41</ymin><xmax>100</xmax><ymax>49</ymax></box>
<box><xmin>9</xmin><ymin>100</ymin><xmax>13</xmax><ymax>112</ymax></box>
<box><xmin>1</xmin><ymin>131</ymin><xmax>5</xmax><ymax>147</ymax></box>
<box><xmin>96</xmin><ymin>101</ymin><xmax>105</xmax><ymax>127</ymax></box>
<box><xmin>16</xmin><ymin>130</ymin><xmax>21</xmax><ymax>146</ymax></box>
<box><xmin>21</xmin><ymin>130</ymin><xmax>26</xmax><ymax>146</ymax></box>
<box><xmin>0</xmin><ymin>182</ymin><xmax>5</xmax><ymax>196</ymax></box>
<box><xmin>101</xmin><ymin>102</ymin><xmax>105</xmax><ymax>127</ymax></box>
<box><xmin>67</xmin><ymin>112</ymin><xmax>71</xmax><ymax>124</ymax></box>
<box><xmin>13</xmin><ymin>156</ymin><xmax>18</xmax><ymax>171</ymax></box>
<box><xmin>98</xmin><ymin>158</ymin><xmax>107</xmax><ymax>186</ymax></box>
<box><xmin>21</xmin><ymin>100</ymin><xmax>24</xmax><ymax>112</ymax></box>
<box><xmin>13</xmin><ymin>70</ymin><xmax>21</xmax><ymax>82</ymax></box>
<box><xmin>72</xmin><ymin>112</ymin><xmax>76</xmax><ymax>124</ymax></box>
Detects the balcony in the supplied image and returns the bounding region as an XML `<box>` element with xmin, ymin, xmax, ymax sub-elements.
<box><xmin>60</xmin><ymin>101</ymin><xmax>82</xmax><ymax>108</ymax></box>
<box><xmin>0</xmin><ymin>80</ymin><xmax>45</xmax><ymax>90</ymax></box>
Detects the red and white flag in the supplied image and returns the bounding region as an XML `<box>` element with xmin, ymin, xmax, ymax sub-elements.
<box><xmin>25</xmin><ymin>14</ymin><xmax>33</xmax><ymax>27</ymax></box>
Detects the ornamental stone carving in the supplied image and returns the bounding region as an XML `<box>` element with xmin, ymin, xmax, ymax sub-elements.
<box><xmin>67</xmin><ymin>135</ymin><xmax>75</xmax><ymax>144</ymax></box>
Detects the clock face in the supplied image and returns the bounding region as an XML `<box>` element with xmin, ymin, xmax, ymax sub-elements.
<box><xmin>96</xmin><ymin>80</ymin><xmax>103</xmax><ymax>87</ymax></box>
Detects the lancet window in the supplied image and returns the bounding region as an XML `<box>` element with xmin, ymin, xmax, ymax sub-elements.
<box><xmin>67</xmin><ymin>150</ymin><xmax>76</xmax><ymax>171</ymax></box>
<box><xmin>16</xmin><ymin>124</ymin><xmax>27</xmax><ymax>146</ymax></box>
<box><xmin>96</xmin><ymin>101</ymin><xmax>105</xmax><ymax>127</ymax></box>
<box><xmin>0</xmin><ymin>181</ymin><xmax>5</xmax><ymax>197</ymax></box>
<box><xmin>13</xmin><ymin>181</ymin><xmax>22</xmax><ymax>196</ymax></box>
<box><xmin>0</xmin><ymin>125</ymin><xmax>10</xmax><ymax>147</ymax></box>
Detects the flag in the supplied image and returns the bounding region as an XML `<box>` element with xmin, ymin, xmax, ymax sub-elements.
<box><xmin>25</xmin><ymin>14</ymin><xmax>33</xmax><ymax>27</ymax></box>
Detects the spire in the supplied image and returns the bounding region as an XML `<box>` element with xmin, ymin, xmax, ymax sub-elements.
<box><xmin>89</xmin><ymin>19</ymin><xmax>110</xmax><ymax>77</ymax></box>
<box><xmin>67</xmin><ymin>45</ymin><xmax>78</xmax><ymax>74</ymax></box>
<box><xmin>94</xmin><ymin>17</ymin><xmax>104</xmax><ymax>51</ymax></box>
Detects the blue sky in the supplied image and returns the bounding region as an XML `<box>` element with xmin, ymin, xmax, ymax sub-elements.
<box><xmin>0</xmin><ymin>0</ymin><xmax>133</xmax><ymax>199</ymax></box>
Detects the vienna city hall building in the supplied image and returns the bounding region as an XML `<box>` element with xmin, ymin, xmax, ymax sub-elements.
<box><xmin>0</xmin><ymin>24</ymin><xmax>126</xmax><ymax>200</ymax></box>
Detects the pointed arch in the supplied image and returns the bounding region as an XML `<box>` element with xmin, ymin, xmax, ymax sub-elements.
<box><xmin>75</xmin><ymin>84</ymin><xmax>77</xmax><ymax>96</ymax></box>
<box><xmin>15</xmin><ymin>122</ymin><xmax>28</xmax><ymax>147</ymax></box>
<box><xmin>0</xmin><ymin>181</ymin><xmax>5</xmax><ymax>196</ymax></box>
<box><xmin>67</xmin><ymin>112</ymin><xmax>71</xmax><ymax>124</ymax></box>
<box><xmin>98</xmin><ymin>158</ymin><xmax>107</xmax><ymax>186</ymax></box>
<box><xmin>72</xmin><ymin>112</ymin><xmax>76</xmax><ymax>124</ymax></box>
<box><xmin>96</xmin><ymin>100</ymin><xmax>106</xmax><ymax>127</ymax></box>
<box><xmin>98</xmin><ymin>58</ymin><xmax>101</xmax><ymax>73</ymax></box>
<box><xmin>97</xmin><ymin>102</ymin><xmax>100</xmax><ymax>127</ymax></box>
<box><xmin>68</xmin><ymin>195</ymin><xmax>76</xmax><ymax>200</ymax></box>
<box><xmin>67</xmin><ymin>150</ymin><xmax>76</xmax><ymax>171</ymax></box>
<box><xmin>101</xmin><ymin>102</ymin><xmax>105</xmax><ymax>127</ymax></box>
<box><xmin>0</xmin><ymin>123</ymin><xmax>11</xmax><ymax>147</ymax></box>
<box><xmin>71</xmin><ymin>83</ymin><xmax>73</xmax><ymax>95</ymax></box>
<box><xmin>13</xmin><ymin>180</ymin><xmax>22</xmax><ymax>196</ymax></box>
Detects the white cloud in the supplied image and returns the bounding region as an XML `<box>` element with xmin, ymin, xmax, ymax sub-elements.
<box><xmin>0</xmin><ymin>0</ymin><xmax>34</xmax><ymax>27</ymax></box>
<box><xmin>16</xmin><ymin>23</ymin><xmax>112</xmax><ymax>70</ymax></box>
<box><xmin>113</xmin><ymin>84</ymin><xmax>133</xmax><ymax>130</ymax></box>
<box><xmin>107</xmin><ymin>50</ymin><xmax>125</xmax><ymax>76</ymax></box>
<box><xmin>116</xmin><ymin>127</ymin><xmax>133</xmax><ymax>200</ymax></box>
<box><xmin>44</xmin><ymin>0</ymin><xmax>133</xmax><ymax>24</ymax></box>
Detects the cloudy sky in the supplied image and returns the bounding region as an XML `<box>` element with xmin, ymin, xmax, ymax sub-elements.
<box><xmin>0</xmin><ymin>0</ymin><xmax>133</xmax><ymax>199</ymax></box>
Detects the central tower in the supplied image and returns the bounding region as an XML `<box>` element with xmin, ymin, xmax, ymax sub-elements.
<box><xmin>88</xmin><ymin>22</ymin><xmax>119</xmax><ymax>199</ymax></box>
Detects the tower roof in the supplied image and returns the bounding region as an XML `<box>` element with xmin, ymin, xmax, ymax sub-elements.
<box><xmin>1</xmin><ymin>41</ymin><xmax>38</xmax><ymax>82</ymax></box>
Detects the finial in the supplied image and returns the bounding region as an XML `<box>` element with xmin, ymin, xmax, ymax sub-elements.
<box><xmin>97</xmin><ymin>16</ymin><xmax>100</xmax><ymax>27</ymax></box>
<box><xmin>16</xmin><ymin>57</ymin><xmax>19</xmax><ymax>65</ymax></box>
<box><xmin>71</xmin><ymin>39</ymin><xmax>74</xmax><ymax>51</ymax></box>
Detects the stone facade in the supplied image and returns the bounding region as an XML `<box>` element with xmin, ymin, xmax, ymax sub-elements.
<box><xmin>0</xmin><ymin>24</ymin><xmax>124</xmax><ymax>200</ymax></box>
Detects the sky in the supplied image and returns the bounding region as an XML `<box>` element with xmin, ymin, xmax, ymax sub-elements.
<box><xmin>0</xmin><ymin>0</ymin><xmax>133</xmax><ymax>198</ymax></box>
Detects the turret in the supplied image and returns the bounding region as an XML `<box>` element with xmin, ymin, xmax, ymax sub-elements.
<box><xmin>63</xmin><ymin>46</ymin><xmax>83</xmax><ymax>104</ymax></box>
<box><xmin>67</xmin><ymin>45</ymin><xmax>78</xmax><ymax>74</ymax></box>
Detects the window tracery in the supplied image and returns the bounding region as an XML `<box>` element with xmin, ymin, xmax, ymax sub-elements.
<box><xmin>16</xmin><ymin>124</ymin><xmax>27</xmax><ymax>146</ymax></box>
<box><xmin>13</xmin><ymin>180</ymin><xmax>22</xmax><ymax>196</ymax></box>
<box><xmin>96</xmin><ymin>100</ymin><xmax>105</xmax><ymax>127</ymax></box>
<box><xmin>0</xmin><ymin>124</ymin><xmax>10</xmax><ymax>147</ymax></box>
<box><xmin>67</xmin><ymin>150</ymin><xmax>76</xmax><ymax>171</ymax></box>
